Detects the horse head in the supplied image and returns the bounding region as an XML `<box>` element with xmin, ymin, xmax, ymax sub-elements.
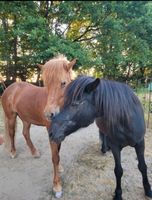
<box><xmin>38</xmin><ymin>55</ymin><xmax>76</xmax><ymax>120</ymax></box>
<box><xmin>49</xmin><ymin>77</ymin><xmax>100</xmax><ymax>143</ymax></box>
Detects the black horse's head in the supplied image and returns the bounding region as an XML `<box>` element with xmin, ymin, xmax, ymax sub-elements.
<box><xmin>49</xmin><ymin>77</ymin><xmax>100</xmax><ymax>144</ymax></box>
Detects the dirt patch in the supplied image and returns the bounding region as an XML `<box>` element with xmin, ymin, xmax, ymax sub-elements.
<box><xmin>0</xmin><ymin>112</ymin><xmax>152</xmax><ymax>200</ymax></box>
<box><xmin>61</xmin><ymin>129</ymin><xmax>152</xmax><ymax>200</ymax></box>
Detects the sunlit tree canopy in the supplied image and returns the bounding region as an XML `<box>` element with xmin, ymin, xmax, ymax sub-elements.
<box><xmin>0</xmin><ymin>1</ymin><xmax>152</xmax><ymax>84</ymax></box>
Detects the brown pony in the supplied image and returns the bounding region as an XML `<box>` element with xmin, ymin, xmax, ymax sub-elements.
<box><xmin>1</xmin><ymin>55</ymin><xmax>76</xmax><ymax>197</ymax></box>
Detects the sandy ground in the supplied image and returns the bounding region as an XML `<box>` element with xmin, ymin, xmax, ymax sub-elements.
<box><xmin>0</xmin><ymin>115</ymin><xmax>152</xmax><ymax>200</ymax></box>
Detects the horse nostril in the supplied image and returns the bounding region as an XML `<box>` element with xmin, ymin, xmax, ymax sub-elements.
<box><xmin>50</xmin><ymin>113</ymin><xmax>54</xmax><ymax>119</ymax></box>
<box><xmin>49</xmin><ymin>132</ymin><xmax>53</xmax><ymax>140</ymax></box>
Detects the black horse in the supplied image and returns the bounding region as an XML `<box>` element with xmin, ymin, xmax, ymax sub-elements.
<box><xmin>49</xmin><ymin>75</ymin><xmax>152</xmax><ymax>200</ymax></box>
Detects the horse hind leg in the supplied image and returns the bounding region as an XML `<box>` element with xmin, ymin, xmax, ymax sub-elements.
<box><xmin>4</xmin><ymin>113</ymin><xmax>17</xmax><ymax>158</ymax></box>
<box><xmin>111</xmin><ymin>144</ymin><xmax>123</xmax><ymax>200</ymax></box>
<box><xmin>96</xmin><ymin>118</ymin><xmax>110</xmax><ymax>154</ymax></box>
<box><xmin>22</xmin><ymin>121</ymin><xmax>40</xmax><ymax>158</ymax></box>
<box><xmin>99</xmin><ymin>130</ymin><xmax>111</xmax><ymax>154</ymax></box>
<box><xmin>135</xmin><ymin>139</ymin><xmax>152</xmax><ymax>198</ymax></box>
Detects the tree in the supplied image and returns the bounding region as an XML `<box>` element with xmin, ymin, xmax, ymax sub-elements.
<box><xmin>0</xmin><ymin>1</ymin><xmax>91</xmax><ymax>82</ymax></box>
<box><xmin>0</xmin><ymin>1</ymin><xmax>152</xmax><ymax>83</ymax></box>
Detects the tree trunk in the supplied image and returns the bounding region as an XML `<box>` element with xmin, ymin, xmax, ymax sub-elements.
<box><xmin>12</xmin><ymin>14</ymin><xmax>18</xmax><ymax>81</ymax></box>
<box><xmin>125</xmin><ymin>63</ymin><xmax>132</xmax><ymax>82</ymax></box>
<box><xmin>2</xmin><ymin>17</ymin><xmax>11</xmax><ymax>80</ymax></box>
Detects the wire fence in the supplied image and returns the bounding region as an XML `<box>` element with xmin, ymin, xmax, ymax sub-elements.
<box><xmin>135</xmin><ymin>78</ymin><xmax>152</xmax><ymax>129</ymax></box>
<box><xmin>0</xmin><ymin>78</ymin><xmax>152</xmax><ymax>128</ymax></box>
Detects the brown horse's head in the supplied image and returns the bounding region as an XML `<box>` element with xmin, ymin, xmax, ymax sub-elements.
<box><xmin>38</xmin><ymin>55</ymin><xmax>76</xmax><ymax>120</ymax></box>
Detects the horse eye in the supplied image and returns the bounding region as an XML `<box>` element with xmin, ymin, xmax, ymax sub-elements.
<box><xmin>61</xmin><ymin>82</ymin><xmax>66</xmax><ymax>88</ymax></box>
<box><xmin>72</xmin><ymin>102</ymin><xmax>79</xmax><ymax>106</ymax></box>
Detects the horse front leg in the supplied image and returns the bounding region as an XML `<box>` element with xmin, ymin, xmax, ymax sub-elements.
<box><xmin>111</xmin><ymin>144</ymin><xmax>123</xmax><ymax>200</ymax></box>
<box><xmin>135</xmin><ymin>139</ymin><xmax>152</xmax><ymax>198</ymax></box>
<box><xmin>57</xmin><ymin>143</ymin><xmax>64</xmax><ymax>173</ymax></box>
<box><xmin>50</xmin><ymin>141</ymin><xmax>63</xmax><ymax>198</ymax></box>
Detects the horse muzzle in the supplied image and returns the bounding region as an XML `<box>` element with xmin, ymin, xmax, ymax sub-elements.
<box><xmin>49</xmin><ymin>132</ymin><xmax>65</xmax><ymax>144</ymax></box>
<box><xmin>44</xmin><ymin>107</ymin><xmax>60</xmax><ymax>121</ymax></box>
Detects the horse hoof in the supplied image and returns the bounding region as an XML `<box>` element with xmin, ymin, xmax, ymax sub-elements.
<box><xmin>145</xmin><ymin>190</ymin><xmax>152</xmax><ymax>198</ymax></box>
<box><xmin>32</xmin><ymin>150</ymin><xmax>41</xmax><ymax>158</ymax></box>
<box><xmin>10</xmin><ymin>152</ymin><xmax>17</xmax><ymax>159</ymax></box>
<box><xmin>113</xmin><ymin>197</ymin><xmax>122</xmax><ymax>200</ymax></box>
<box><xmin>113</xmin><ymin>196</ymin><xmax>122</xmax><ymax>200</ymax></box>
<box><xmin>32</xmin><ymin>152</ymin><xmax>41</xmax><ymax>158</ymax></box>
<box><xmin>101</xmin><ymin>149</ymin><xmax>107</xmax><ymax>154</ymax></box>
<box><xmin>54</xmin><ymin>191</ymin><xmax>62</xmax><ymax>198</ymax></box>
<box><xmin>113</xmin><ymin>192</ymin><xmax>122</xmax><ymax>200</ymax></box>
<box><xmin>10</xmin><ymin>154</ymin><xmax>16</xmax><ymax>159</ymax></box>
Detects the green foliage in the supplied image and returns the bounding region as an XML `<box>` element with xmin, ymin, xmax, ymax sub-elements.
<box><xmin>0</xmin><ymin>1</ymin><xmax>152</xmax><ymax>83</ymax></box>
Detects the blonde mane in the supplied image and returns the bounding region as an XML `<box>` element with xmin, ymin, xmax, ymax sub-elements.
<box><xmin>42</xmin><ymin>55</ymin><xmax>70</xmax><ymax>87</ymax></box>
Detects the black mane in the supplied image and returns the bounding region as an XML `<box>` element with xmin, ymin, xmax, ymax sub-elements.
<box><xmin>64</xmin><ymin>75</ymin><xmax>143</xmax><ymax>133</ymax></box>
<box><xmin>64</xmin><ymin>75</ymin><xmax>95</xmax><ymax>106</ymax></box>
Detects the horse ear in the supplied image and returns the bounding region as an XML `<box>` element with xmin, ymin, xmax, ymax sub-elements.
<box><xmin>37</xmin><ymin>64</ymin><xmax>44</xmax><ymax>70</ymax></box>
<box><xmin>67</xmin><ymin>58</ymin><xmax>77</xmax><ymax>71</ymax></box>
<box><xmin>85</xmin><ymin>78</ymin><xmax>100</xmax><ymax>93</ymax></box>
